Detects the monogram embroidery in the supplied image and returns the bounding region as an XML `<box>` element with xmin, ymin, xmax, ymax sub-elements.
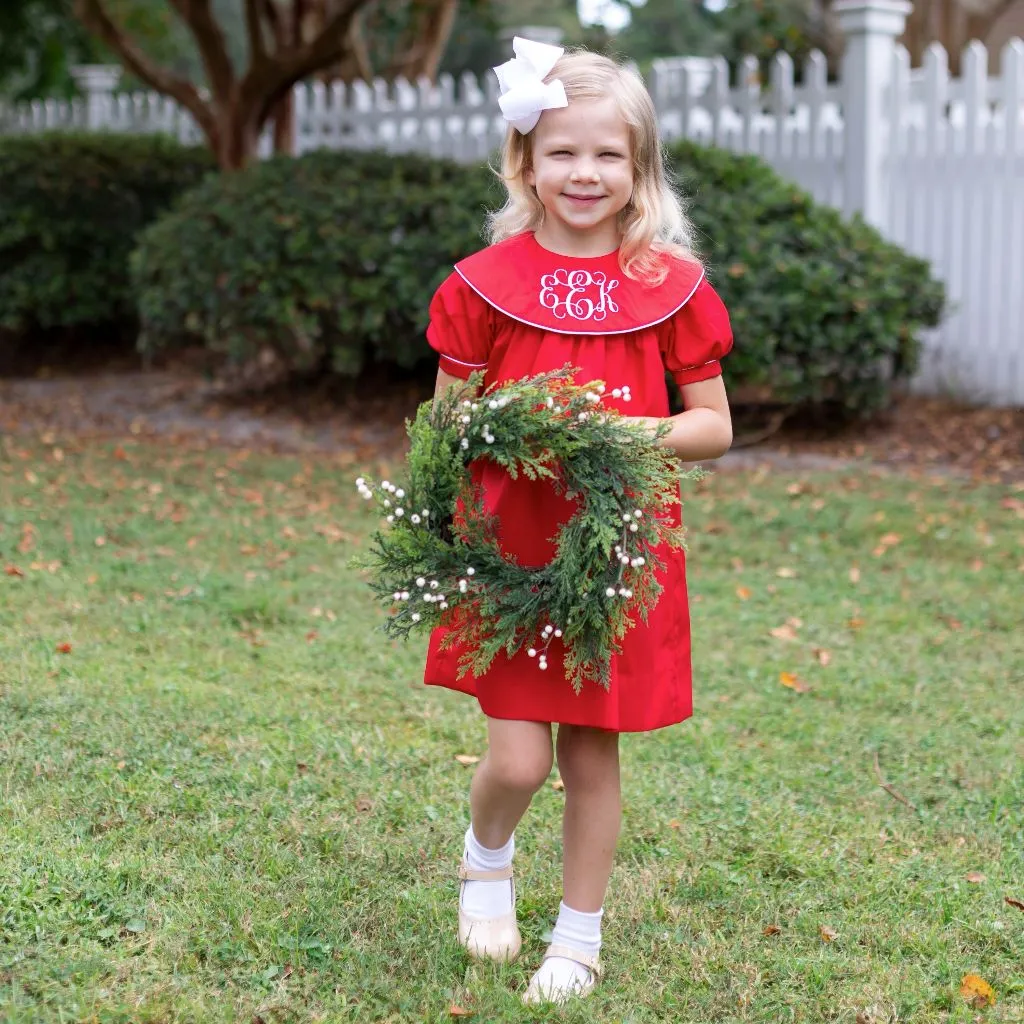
<box><xmin>539</xmin><ymin>269</ymin><xmax>620</xmax><ymax>322</ymax></box>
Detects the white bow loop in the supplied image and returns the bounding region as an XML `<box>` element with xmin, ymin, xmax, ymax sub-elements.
<box><xmin>493</xmin><ymin>36</ymin><xmax>568</xmax><ymax>134</ymax></box>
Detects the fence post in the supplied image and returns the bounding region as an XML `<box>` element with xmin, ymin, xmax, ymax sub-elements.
<box><xmin>70</xmin><ymin>65</ymin><xmax>122</xmax><ymax>131</ymax></box>
<box><xmin>833</xmin><ymin>0</ymin><xmax>911</xmax><ymax>228</ymax></box>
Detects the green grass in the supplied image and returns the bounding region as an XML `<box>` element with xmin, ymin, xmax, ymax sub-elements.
<box><xmin>1</xmin><ymin>434</ymin><xmax>1022</xmax><ymax>1023</ymax></box>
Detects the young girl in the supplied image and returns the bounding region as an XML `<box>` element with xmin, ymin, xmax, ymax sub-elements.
<box><xmin>422</xmin><ymin>38</ymin><xmax>734</xmax><ymax>1004</ymax></box>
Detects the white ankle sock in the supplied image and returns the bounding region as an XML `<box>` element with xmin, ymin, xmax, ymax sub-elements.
<box><xmin>531</xmin><ymin>902</ymin><xmax>603</xmax><ymax>997</ymax></box>
<box><xmin>460</xmin><ymin>825</ymin><xmax>515</xmax><ymax>919</ymax></box>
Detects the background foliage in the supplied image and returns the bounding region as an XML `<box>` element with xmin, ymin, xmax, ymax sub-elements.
<box><xmin>132</xmin><ymin>142</ymin><xmax>944</xmax><ymax>418</ymax></box>
<box><xmin>0</xmin><ymin>133</ymin><xmax>214</xmax><ymax>342</ymax></box>
<box><xmin>132</xmin><ymin>148</ymin><xmax>500</xmax><ymax>376</ymax></box>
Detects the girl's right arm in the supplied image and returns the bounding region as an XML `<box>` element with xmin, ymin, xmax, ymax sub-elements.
<box><xmin>433</xmin><ymin>367</ymin><xmax>479</xmax><ymax>402</ymax></box>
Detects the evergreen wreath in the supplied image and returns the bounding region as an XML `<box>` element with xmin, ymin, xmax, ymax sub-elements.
<box><xmin>355</xmin><ymin>366</ymin><xmax>704</xmax><ymax>692</ymax></box>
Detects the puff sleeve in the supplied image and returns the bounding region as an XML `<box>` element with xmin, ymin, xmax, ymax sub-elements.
<box><xmin>426</xmin><ymin>271</ymin><xmax>494</xmax><ymax>379</ymax></box>
<box><xmin>659</xmin><ymin>277</ymin><xmax>733</xmax><ymax>387</ymax></box>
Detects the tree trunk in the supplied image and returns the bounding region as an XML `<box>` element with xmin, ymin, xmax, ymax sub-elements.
<box><xmin>75</xmin><ymin>0</ymin><xmax>461</xmax><ymax>170</ymax></box>
<box><xmin>271</xmin><ymin>90</ymin><xmax>295</xmax><ymax>155</ymax></box>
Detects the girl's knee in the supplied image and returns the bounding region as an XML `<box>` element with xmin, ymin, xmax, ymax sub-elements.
<box><xmin>485</xmin><ymin>745</ymin><xmax>553</xmax><ymax>793</ymax></box>
<box><xmin>484</xmin><ymin>719</ymin><xmax>553</xmax><ymax>793</ymax></box>
<box><xmin>557</xmin><ymin>725</ymin><xmax>619</xmax><ymax>786</ymax></box>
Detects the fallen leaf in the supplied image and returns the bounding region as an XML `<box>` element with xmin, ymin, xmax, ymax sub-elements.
<box><xmin>965</xmin><ymin>871</ymin><xmax>986</xmax><ymax>883</ymax></box>
<box><xmin>56</xmin><ymin>642</ymin><xmax>72</xmax><ymax>654</ymax></box>
<box><xmin>813</xmin><ymin>647</ymin><xmax>832</xmax><ymax>667</ymax></box>
<box><xmin>551</xmin><ymin>777</ymin><xmax>565</xmax><ymax>792</ymax></box>
<box><xmin>847</xmin><ymin>617</ymin><xmax>865</xmax><ymax>630</ymax></box>
<box><xmin>736</xmin><ymin>585</ymin><xmax>751</xmax><ymax>600</ymax></box>
<box><xmin>762</xmin><ymin>924</ymin><xmax>781</xmax><ymax>936</ymax></box>
<box><xmin>4</xmin><ymin>565</ymin><xmax>25</xmax><ymax>578</ymax></box>
<box><xmin>454</xmin><ymin>754</ymin><xmax>480</xmax><ymax>766</ymax></box>
<box><xmin>305</xmin><ymin>630</ymin><xmax>319</xmax><ymax>643</ymax></box>
<box><xmin>354</xmin><ymin>796</ymin><xmax>373</xmax><ymax>812</ymax></box>
<box><xmin>770</xmin><ymin>624</ymin><xmax>799</xmax><ymax>641</ymax></box>
<box><xmin>776</xmin><ymin>567</ymin><xmax>797</xmax><ymax>578</ymax></box>
<box><xmin>780</xmin><ymin>671</ymin><xmax>811</xmax><ymax>693</ymax></box>
<box><xmin>449</xmin><ymin>1005</ymin><xmax>473</xmax><ymax>1018</ymax></box>
<box><xmin>941</xmin><ymin>615</ymin><xmax>963</xmax><ymax>631</ymax></box>
<box><xmin>668</xmin><ymin>819</ymin><xmax>682</xmax><ymax>829</ymax></box>
<box><xmin>873</xmin><ymin>532</ymin><xmax>902</xmax><ymax>556</ymax></box>
<box><xmin>1003</xmin><ymin>896</ymin><xmax>1024</xmax><ymax>912</ymax></box>
<box><xmin>115</xmin><ymin>760</ymin><xmax>126</xmax><ymax>770</ymax></box>
<box><xmin>849</xmin><ymin>566</ymin><xmax>861</xmax><ymax>583</ymax></box>
<box><xmin>819</xmin><ymin>925</ymin><xmax>838</xmax><ymax>943</ymax></box>
<box><xmin>960</xmin><ymin>973</ymin><xmax>996</xmax><ymax>1008</ymax></box>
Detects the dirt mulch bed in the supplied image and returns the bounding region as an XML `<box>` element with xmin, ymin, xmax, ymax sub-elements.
<box><xmin>1</xmin><ymin>358</ymin><xmax>1021</xmax><ymax>484</ymax></box>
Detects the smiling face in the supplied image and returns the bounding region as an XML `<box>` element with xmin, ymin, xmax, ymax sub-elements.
<box><xmin>525</xmin><ymin>96</ymin><xmax>634</xmax><ymax>257</ymax></box>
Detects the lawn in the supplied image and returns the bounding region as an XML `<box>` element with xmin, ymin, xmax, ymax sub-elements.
<box><xmin>1</xmin><ymin>432</ymin><xmax>1022</xmax><ymax>1023</ymax></box>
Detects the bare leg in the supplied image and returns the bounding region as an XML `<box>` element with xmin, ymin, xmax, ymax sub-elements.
<box><xmin>523</xmin><ymin>724</ymin><xmax>621</xmax><ymax>1002</ymax></box>
<box><xmin>469</xmin><ymin>717</ymin><xmax>553</xmax><ymax>849</ymax></box>
<box><xmin>459</xmin><ymin>718</ymin><xmax>553</xmax><ymax>960</ymax></box>
<box><xmin>556</xmin><ymin>724</ymin><xmax>621</xmax><ymax>912</ymax></box>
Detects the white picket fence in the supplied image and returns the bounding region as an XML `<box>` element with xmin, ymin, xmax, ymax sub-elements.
<box><xmin>2</xmin><ymin>1</ymin><xmax>1023</xmax><ymax>405</ymax></box>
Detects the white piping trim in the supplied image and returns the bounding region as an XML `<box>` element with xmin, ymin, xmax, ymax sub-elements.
<box><xmin>439</xmin><ymin>353</ymin><xmax>488</xmax><ymax>368</ymax></box>
<box><xmin>453</xmin><ymin>266</ymin><xmax>705</xmax><ymax>336</ymax></box>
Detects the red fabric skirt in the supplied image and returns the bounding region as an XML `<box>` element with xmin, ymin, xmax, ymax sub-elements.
<box><xmin>423</xmin><ymin>461</ymin><xmax>693</xmax><ymax>733</ymax></box>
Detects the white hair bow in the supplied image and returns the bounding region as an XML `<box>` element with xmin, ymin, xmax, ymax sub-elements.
<box><xmin>493</xmin><ymin>36</ymin><xmax>568</xmax><ymax>135</ymax></box>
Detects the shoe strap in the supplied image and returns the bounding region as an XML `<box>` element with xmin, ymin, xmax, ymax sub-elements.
<box><xmin>458</xmin><ymin>862</ymin><xmax>514</xmax><ymax>882</ymax></box>
<box><xmin>543</xmin><ymin>943</ymin><xmax>603</xmax><ymax>979</ymax></box>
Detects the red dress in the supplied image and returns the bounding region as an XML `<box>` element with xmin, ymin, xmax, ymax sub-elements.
<box><xmin>423</xmin><ymin>232</ymin><xmax>732</xmax><ymax>732</ymax></box>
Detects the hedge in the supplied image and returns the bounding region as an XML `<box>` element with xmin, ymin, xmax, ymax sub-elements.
<box><xmin>133</xmin><ymin>150</ymin><xmax>500</xmax><ymax>376</ymax></box>
<box><xmin>133</xmin><ymin>144</ymin><xmax>944</xmax><ymax>417</ymax></box>
<box><xmin>0</xmin><ymin>133</ymin><xmax>214</xmax><ymax>340</ymax></box>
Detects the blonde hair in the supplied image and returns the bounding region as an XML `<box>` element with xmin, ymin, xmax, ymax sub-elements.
<box><xmin>486</xmin><ymin>49</ymin><xmax>700</xmax><ymax>285</ymax></box>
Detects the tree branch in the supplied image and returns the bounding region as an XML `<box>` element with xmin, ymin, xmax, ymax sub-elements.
<box><xmin>167</xmin><ymin>0</ymin><xmax>237</xmax><ymax>103</ymax></box>
<box><xmin>272</xmin><ymin>0</ymin><xmax>369</xmax><ymax>90</ymax></box>
<box><xmin>241</xmin><ymin>0</ymin><xmax>369</xmax><ymax>127</ymax></box>
<box><xmin>245</xmin><ymin>0</ymin><xmax>269</xmax><ymax>67</ymax></box>
<box><xmin>345</xmin><ymin>10</ymin><xmax>373</xmax><ymax>81</ymax></box>
<box><xmin>72</xmin><ymin>0</ymin><xmax>217</xmax><ymax>142</ymax></box>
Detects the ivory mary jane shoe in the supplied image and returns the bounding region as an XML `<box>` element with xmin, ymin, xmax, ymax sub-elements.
<box><xmin>457</xmin><ymin>861</ymin><xmax>522</xmax><ymax>962</ymax></box>
<box><xmin>522</xmin><ymin>943</ymin><xmax>603</xmax><ymax>1005</ymax></box>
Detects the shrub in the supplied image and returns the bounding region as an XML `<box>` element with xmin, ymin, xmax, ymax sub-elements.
<box><xmin>133</xmin><ymin>150</ymin><xmax>501</xmax><ymax>376</ymax></box>
<box><xmin>134</xmin><ymin>143</ymin><xmax>944</xmax><ymax>417</ymax></box>
<box><xmin>0</xmin><ymin>133</ymin><xmax>215</xmax><ymax>341</ymax></box>
<box><xmin>668</xmin><ymin>139</ymin><xmax>945</xmax><ymax>416</ymax></box>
